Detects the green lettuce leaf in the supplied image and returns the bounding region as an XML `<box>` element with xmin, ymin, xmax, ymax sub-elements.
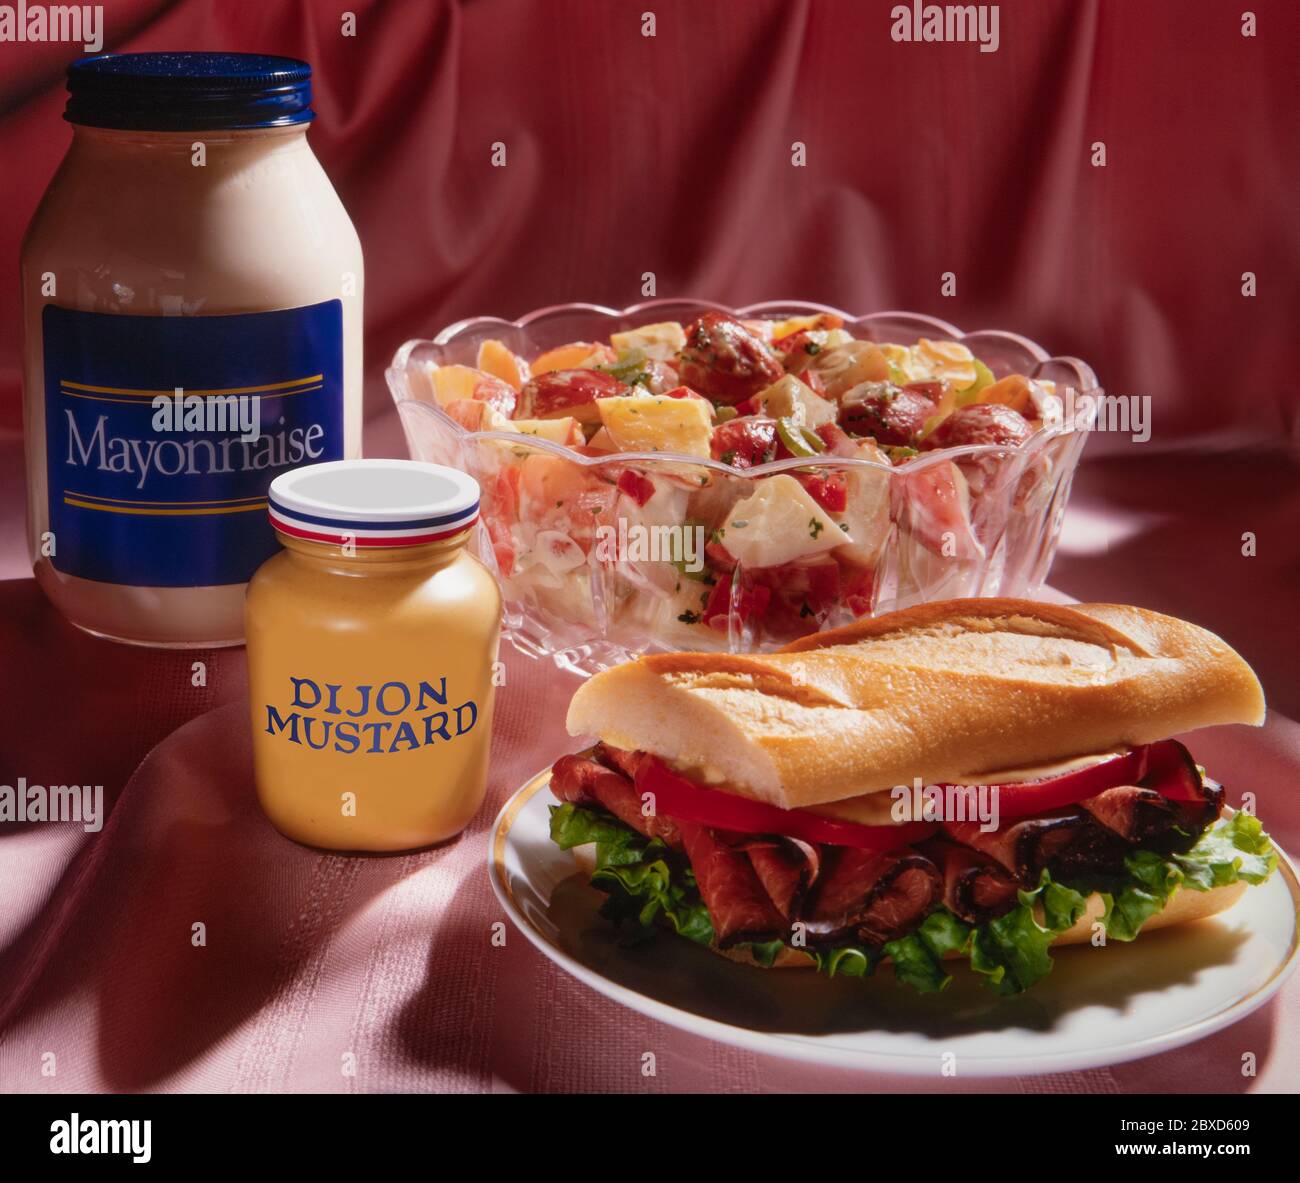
<box><xmin>594</xmin><ymin>855</ymin><xmax>717</xmax><ymax>947</ymax></box>
<box><xmin>1174</xmin><ymin>809</ymin><xmax>1276</xmax><ymax>888</ymax></box>
<box><xmin>1100</xmin><ymin>812</ymin><xmax>1278</xmax><ymax>942</ymax></box>
<box><xmin>745</xmin><ymin>939</ymin><xmax>788</xmax><ymax>968</ymax></box>
<box><xmin>883</xmin><ymin>937</ymin><xmax>949</xmax><ymax>993</ymax></box>
<box><xmin>810</xmin><ymin>944</ymin><xmax>880</xmax><ymax>979</ymax></box>
<box><xmin>1098</xmin><ymin>851</ymin><xmax>1180</xmax><ymax>942</ymax></box>
<box><xmin>549</xmin><ymin>803</ymin><xmax>1278</xmax><ymax>995</ymax></box>
<box><xmin>549</xmin><ymin>800</ymin><xmax>641</xmax><ymax>864</ymax></box>
<box><xmin>549</xmin><ymin>804</ymin><xmax>714</xmax><ymax>946</ymax></box>
<box><xmin>965</xmin><ymin>874</ymin><xmax>1088</xmax><ymax>995</ymax></box>
<box><xmin>880</xmin><ymin>909</ymin><xmax>973</xmax><ymax>993</ymax></box>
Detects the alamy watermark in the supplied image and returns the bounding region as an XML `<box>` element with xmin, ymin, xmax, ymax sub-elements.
<box><xmin>1</xmin><ymin>777</ymin><xmax>104</xmax><ymax>832</ymax></box>
<box><xmin>50</xmin><ymin>1113</ymin><xmax>151</xmax><ymax>1164</ymax></box>
<box><xmin>892</xmin><ymin>777</ymin><xmax>1000</xmax><ymax>831</ymax></box>
<box><xmin>152</xmin><ymin>387</ymin><xmax>262</xmax><ymax>443</ymax></box>
<box><xmin>594</xmin><ymin>519</ymin><xmax>706</xmax><ymax>574</ymax></box>
<box><xmin>891</xmin><ymin>3</ymin><xmax>1000</xmax><ymax>54</ymax></box>
<box><xmin>0</xmin><ymin>3</ymin><xmax>104</xmax><ymax>52</ymax></box>
<box><xmin>1047</xmin><ymin>387</ymin><xmax>1151</xmax><ymax>444</ymax></box>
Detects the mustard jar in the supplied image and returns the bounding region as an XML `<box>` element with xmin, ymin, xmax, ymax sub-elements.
<box><xmin>245</xmin><ymin>459</ymin><xmax>500</xmax><ymax>852</ymax></box>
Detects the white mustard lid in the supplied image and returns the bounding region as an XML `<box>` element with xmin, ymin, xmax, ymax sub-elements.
<box><xmin>268</xmin><ymin>459</ymin><xmax>480</xmax><ymax>547</ymax></box>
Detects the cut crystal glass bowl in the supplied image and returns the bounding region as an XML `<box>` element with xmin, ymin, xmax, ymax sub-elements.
<box><xmin>387</xmin><ymin>299</ymin><xmax>1098</xmax><ymax>675</ymax></box>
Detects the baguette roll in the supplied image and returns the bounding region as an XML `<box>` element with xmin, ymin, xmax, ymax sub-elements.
<box><xmin>566</xmin><ymin>599</ymin><xmax>1264</xmax><ymax>811</ymax></box>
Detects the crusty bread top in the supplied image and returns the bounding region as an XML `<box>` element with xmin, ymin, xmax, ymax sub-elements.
<box><xmin>565</xmin><ymin>598</ymin><xmax>1265</xmax><ymax>810</ymax></box>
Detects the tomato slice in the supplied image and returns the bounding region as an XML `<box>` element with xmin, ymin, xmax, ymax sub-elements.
<box><xmin>634</xmin><ymin>757</ymin><xmax>935</xmax><ymax>852</ymax></box>
<box><xmin>628</xmin><ymin>743</ymin><xmax>1202</xmax><ymax>851</ymax></box>
<box><xmin>1140</xmin><ymin>739</ymin><xmax>1204</xmax><ymax>801</ymax></box>
<box><xmin>946</xmin><ymin>740</ymin><xmax>1199</xmax><ymax>820</ymax></box>
<box><xmin>982</xmin><ymin>749</ymin><xmax>1148</xmax><ymax>819</ymax></box>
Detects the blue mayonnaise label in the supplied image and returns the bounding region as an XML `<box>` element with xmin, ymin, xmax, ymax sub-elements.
<box><xmin>43</xmin><ymin>301</ymin><xmax>344</xmax><ymax>587</ymax></box>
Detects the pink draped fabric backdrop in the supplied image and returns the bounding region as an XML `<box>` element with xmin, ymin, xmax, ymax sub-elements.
<box><xmin>0</xmin><ymin>0</ymin><xmax>1297</xmax><ymax>1092</ymax></box>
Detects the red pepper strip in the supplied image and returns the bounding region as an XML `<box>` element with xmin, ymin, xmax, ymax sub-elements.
<box><xmin>634</xmin><ymin>756</ymin><xmax>935</xmax><ymax>852</ymax></box>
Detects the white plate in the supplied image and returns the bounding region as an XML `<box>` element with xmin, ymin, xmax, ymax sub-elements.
<box><xmin>489</xmin><ymin>770</ymin><xmax>1300</xmax><ymax>1076</ymax></box>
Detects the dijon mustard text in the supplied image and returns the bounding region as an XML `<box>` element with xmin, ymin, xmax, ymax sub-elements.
<box><xmin>264</xmin><ymin>676</ymin><xmax>477</xmax><ymax>754</ymax></box>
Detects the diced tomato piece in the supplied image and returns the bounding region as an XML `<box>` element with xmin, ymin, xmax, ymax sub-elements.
<box><xmin>702</xmin><ymin>572</ymin><xmax>771</xmax><ymax>631</ymax></box>
<box><xmin>773</xmin><ymin>329</ymin><xmax>825</xmax><ymax>373</ymax></box>
<box><xmin>704</xmin><ymin>540</ymin><xmax>736</xmax><ymax>571</ymax></box>
<box><xmin>749</xmin><ymin>561</ymin><xmax>842</xmax><ymax>638</ymax></box>
<box><xmin>797</xmin><ymin>470</ymin><xmax>848</xmax><ymax>513</ymax></box>
<box><xmin>841</xmin><ymin>563</ymin><xmax>875</xmax><ymax>617</ymax></box>
<box><xmin>710</xmin><ymin>416</ymin><xmax>778</xmax><ymax>468</ymax></box>
<box><xmin>615</xmin><ymin>469</ymin><xmax>656</xmax><ymax>507</ymax></box>
<box><xmin>814</xmin><ymin>422</ymin><xmax>855</xmax><ymax>454</ymax></box>
<box><xmin>772</xmin><ymin>601</ymin><xmax>815</xmax><ymax>638</ymax></box>
<box><xmin>701</xmin><ymin>578</ymin><xmax>729</xmax><ymax>628</ymax></box>
<box><xmin>738</xmin><ymin>580</ymin><xmax>772</xmax><ymax>628</ymax></box>
<box><xmin>805</xmin><ymin>561</ymin><xmax>840</xmax><ymax>604</ymax></box>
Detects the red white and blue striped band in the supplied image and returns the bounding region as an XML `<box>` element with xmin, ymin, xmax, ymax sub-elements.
<box><xmin>267</xmin><ymin>460</ymin><xmax>481</xmax><ymax>549</ymax></box>
<box><xmin>267</xmin><ymin>500</ymin><xmax>479</xmax><ymax>547</ymax></box>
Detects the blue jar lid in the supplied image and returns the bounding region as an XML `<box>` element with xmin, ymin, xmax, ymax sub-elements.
<box><xmin>65</xmin><ymin>52</ymin><xmax>314</xmax><ymax>131</ymax></box>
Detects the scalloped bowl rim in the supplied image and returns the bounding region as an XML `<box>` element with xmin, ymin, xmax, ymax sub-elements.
<box><xmin>386</xmin><ymin>300</ymin><xmax>1100</xmax><ymax>474</ymax></box>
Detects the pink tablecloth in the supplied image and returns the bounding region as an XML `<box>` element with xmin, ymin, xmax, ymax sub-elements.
<box><xmin>1</xmin><ymin>570</ymin><xmax>1297</xmax><ymax>1094</ymax></box>
<box><xmin>1</xmin><ymin>0</ymin><xmax>1296</xmax><ymax>1095</ymax></box>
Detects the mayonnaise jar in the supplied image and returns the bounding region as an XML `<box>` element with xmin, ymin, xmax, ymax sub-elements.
<box><xmin>21</xmin><ymin>53</ymin><xmax>363</xmax><ymax>646</ymax></box>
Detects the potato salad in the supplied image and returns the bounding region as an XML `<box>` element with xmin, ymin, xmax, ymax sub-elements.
<box><xmin>426</xmin><ymin>311</ymin><xmax>1064</xmax><ymax>646</ymax></box>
